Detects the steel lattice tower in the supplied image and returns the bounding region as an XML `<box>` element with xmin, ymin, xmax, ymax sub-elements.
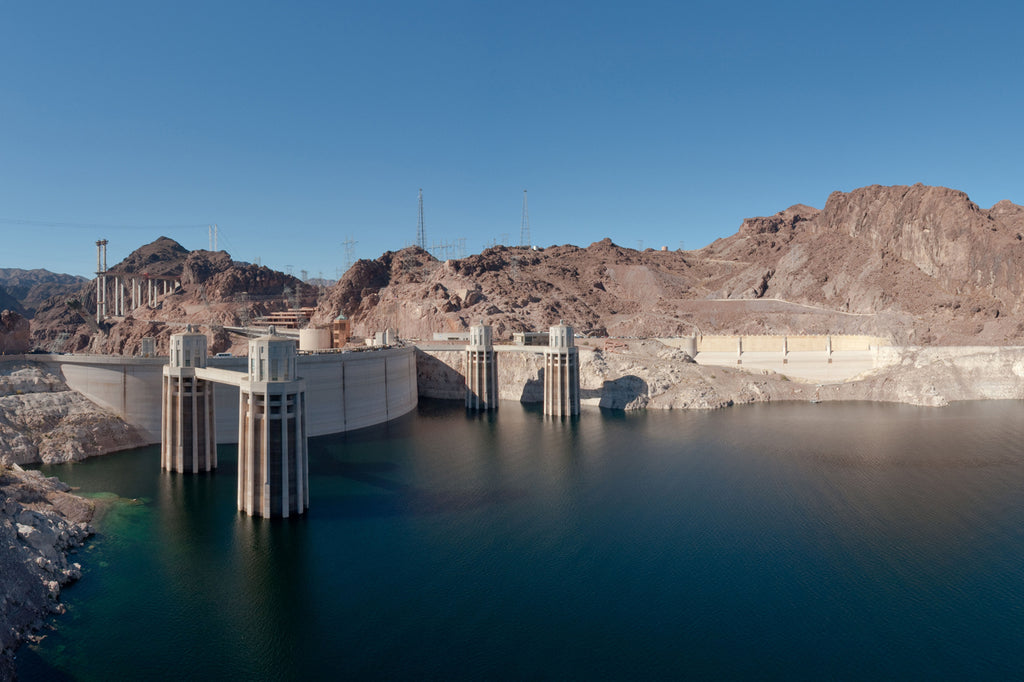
<box><xmin>417</xmin><ymin>189</ymin><xmax>426</xmax><ymax>249</ymax></box>
<box><xmin>520</xmin><ymin>190</ymin><xmax>531</xmax><ymax>247</ymax></box>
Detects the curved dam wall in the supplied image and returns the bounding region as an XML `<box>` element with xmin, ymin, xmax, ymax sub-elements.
<box><xmin>41</xmin><ymin>347</ymin><xmax>418</xmax><ymax>444</ymax></box>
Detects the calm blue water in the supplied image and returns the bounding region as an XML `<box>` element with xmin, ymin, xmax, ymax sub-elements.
<box><xmin>18</xmin><ymin>400</ymin><xmax>1024</xmax><ymax>680</ymax></box>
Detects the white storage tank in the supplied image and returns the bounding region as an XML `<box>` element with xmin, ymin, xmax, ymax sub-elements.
<box><xmin>298</xmin><ymin>327</ymin><xmax>332</xmax><ymax>352</ymax></box>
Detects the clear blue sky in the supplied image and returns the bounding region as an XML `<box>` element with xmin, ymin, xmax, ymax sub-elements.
<box><xmin>2</xmin><ymin>1</ymin><xmax>1022</xmax><ymax>279</ymax></box>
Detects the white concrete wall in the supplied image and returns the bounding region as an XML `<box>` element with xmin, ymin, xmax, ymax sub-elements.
<box><xmin>43</xmin><ymin>347</ymin><xmax>418</xmax><ymax>445</ymax></box>
<box><xmin>683</xmin><ymin>334</ymin><xmax>889</xmax><ymax>353</ymax></box>
<box><xmin>48</xmin><ymin>356</ymin><xmax>166</xmax><ymax>442</ymax></box>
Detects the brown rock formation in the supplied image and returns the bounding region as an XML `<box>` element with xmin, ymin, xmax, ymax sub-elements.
<box><xmin>20</xmin><ymin>184</ymin><xmax>1024</xmax><ymax>352</ymax></box>
<box><xmin>313</xmin><ymin>184</ymin><xmax>1024</xmax><ymax>346</ymax></box>
<box><xmin>0</xmin><ymin>312</ymin><xmax>30</xmax><ymax>355</ymax></box>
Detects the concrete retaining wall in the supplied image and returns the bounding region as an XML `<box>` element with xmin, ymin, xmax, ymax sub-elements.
<box><xmin>660</xmin><ymin>334</ymin><xmax>889</xmax><ymax>354</ymax></box>
<box><xmin>36</xmin><ymin>347</ymin><xmax>418</xmax><ymax>444</ymax></box>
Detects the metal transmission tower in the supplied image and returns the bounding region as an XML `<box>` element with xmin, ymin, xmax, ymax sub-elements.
<box><xmin>520</xmin><ymin>190</ymin><xmax>531</xmax><ymax>247</ymax></box>
<box><xmin>416</xmin><ymin>189</ymin><xmax>427</xmax><ymax>249</ymax></box>
<box><xmin>342</xmin><ymin>236</ymin><xmax>358</xmax><ymax>272</ymax></box>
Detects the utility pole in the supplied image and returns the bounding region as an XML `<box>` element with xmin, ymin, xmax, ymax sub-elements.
<box><xmin>417</xmin><ymin>189</ymin><xmax>426</xmax><ymax>249</ymax></box>
<box><xmin>520</xmin><ymin>189</ymin><xmax>530</xmax><ymax>247</ymax></box>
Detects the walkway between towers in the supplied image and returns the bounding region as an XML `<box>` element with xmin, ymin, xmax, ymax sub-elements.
<box><xmin>162</xmin><ymin>326</ymin><xmax>308</xmax><ymax>519</ymax></box>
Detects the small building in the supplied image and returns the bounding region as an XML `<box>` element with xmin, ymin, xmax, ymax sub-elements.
<box><xmin>332</xmin><ymin>314</ymin><xmax>351</xmax><ymax>348</ymax></box>
<box><xmin>257</xmin><ymin>307</ymin><xmax>317</xmax><ymax>329</ymax></box>
<box><xmin>513</xmin><ymin>331</ymin><xmax>550</xmax><ymax>346</ymax></box>
<box><xmin>372</xmin><ymin>329</ymin><xmax>398</xmax><ymax>347</ymax></box>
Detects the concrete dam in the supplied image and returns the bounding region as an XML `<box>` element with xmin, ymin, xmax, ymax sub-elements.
<box><xmin>38</xmin><ymin>345</ymin><xmax>419</xmax><ymax>445</ymax></box>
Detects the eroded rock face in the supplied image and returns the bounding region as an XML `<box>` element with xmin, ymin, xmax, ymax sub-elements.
<box><xmin>0</xmin><ymin>311</ymin><xmax>30</xmax><ymax>355</ymax></box>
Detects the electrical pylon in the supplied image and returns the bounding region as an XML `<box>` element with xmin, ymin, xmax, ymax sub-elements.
<box><xmin>520</xmin><ymin>190</ymin><xmax>530</xmax><ymax>247</ymax></box>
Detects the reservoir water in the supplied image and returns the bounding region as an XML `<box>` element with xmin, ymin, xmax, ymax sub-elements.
<box><xmin>17</xmin><ymin>400</ymin><xmax>1024</xmax><ymax>680</ymax></box>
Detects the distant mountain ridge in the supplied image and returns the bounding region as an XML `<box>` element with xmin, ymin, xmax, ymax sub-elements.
<box><xmin>0</xmin><ymin>268</ymin><xmax>88</xmax><ymax>318</ymax></box>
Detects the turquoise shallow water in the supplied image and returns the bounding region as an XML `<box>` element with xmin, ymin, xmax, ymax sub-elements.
<box><xmin>18</xmin><ymin>399</ymin><xmax>1024</xmax><ymax>680</ymax></box>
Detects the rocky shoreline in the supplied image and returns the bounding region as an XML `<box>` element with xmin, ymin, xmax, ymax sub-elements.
<box><xmin>418</xmin><ymin>341</ymin><xmax>1024</xmax><ymax>410</ymax></box>
<box><xmin>0</xmin><ymin>361</ymin><xmax>144</xmax><ymax>681</ymax></box>
<box><xmin>0</xmin><ymin>463</ymin><xmax>94</xmax><ymax>681</ymax></box>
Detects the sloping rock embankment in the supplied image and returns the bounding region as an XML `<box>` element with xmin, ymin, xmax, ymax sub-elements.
<box><xmin>1</xmin><ymin>464</ymin><xmax>94</xmax><ymax>680</ymax></box>
<box><xmin>0</xmin><ymin>363</ymin><xmax>147</xmax><ymax>467</ymax></box>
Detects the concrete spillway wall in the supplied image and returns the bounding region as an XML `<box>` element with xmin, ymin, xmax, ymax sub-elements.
<box><xmin>37</xmin><ymin>346</ymin><xmax>418</xmax><ymax>444</ymax></box>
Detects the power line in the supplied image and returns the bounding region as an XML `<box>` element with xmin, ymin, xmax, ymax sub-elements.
<box><xmin>0</xmin><ymin>217</ymin><xmax>210</xmax><ymax>230</ymax></box>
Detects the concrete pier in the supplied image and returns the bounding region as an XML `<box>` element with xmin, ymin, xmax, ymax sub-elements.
<box><xmin>237</xmin><ymin>330</ymin><xmax>308</xmax><ymax>518</ymax></box>
<box><xmin>161</xmin><ymin>328</ymin><xmax>216</xmax><ymax>473</ymax></box>
<box><xmin>465</xmin><ymin>323</ymin><xmax>499</xmax><ymax>410</ymax></box>
<box><xmin>543</xmin><ymin>323</ymin><xmax>580</xmax><ymax>417</ymax></box>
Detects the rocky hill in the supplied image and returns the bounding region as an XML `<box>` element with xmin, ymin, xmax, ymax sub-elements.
<box><xmin>313</xmin><ymin>184</ymin><xmax>1024</xmax><ymax>345</ymax></box>
<box><xmin>20</xmin><ymin>184</ymin><xmax>1024</xmax><ymax>352</ymax></box>
<box><xmin>0</xmin><ymin>269</ymin><xmax>87</xmax><ymax>318</ymax></box>
<box><xmin>29</xmin><ymin>237</ymin><xmax>319</xmax><ymax>355</ymax></box>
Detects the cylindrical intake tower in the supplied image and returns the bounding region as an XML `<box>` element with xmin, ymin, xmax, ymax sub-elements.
<box><xmin>237</xmin><ymin>330</ymin><xmax>309</xmax><ymax>518</ymax></box>
<box><xmin>161</xmin><ymin>328</ymin><xmax>217</xmax><ymax>473</ymax></box>
<box><xmin>543</xmin><ymin>323</ymin><xmax>580</xmax><ymax>417</ymax></box>
<box><xmin>465</xmin><ymin>323</ymin><xmax>498</xmax><ymax>410</ymax></box>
